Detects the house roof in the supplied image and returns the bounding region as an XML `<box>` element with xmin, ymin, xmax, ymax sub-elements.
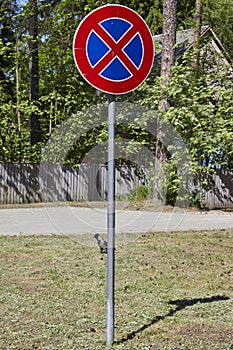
<box><xmin>152</xmin><ymin>25</ymin><xmax>231</xmax><ymax>65</ymax></box>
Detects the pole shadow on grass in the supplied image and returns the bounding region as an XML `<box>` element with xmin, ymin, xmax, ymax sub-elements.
<box><xmin>116</xmin><ymin>295</ymin><xmax>230</xmax><ymax>344</ymax></box>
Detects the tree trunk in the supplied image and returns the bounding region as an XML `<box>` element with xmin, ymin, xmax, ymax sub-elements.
<box><xmin>160</xmin><ymin>0</ymin><xmax>177</xmax><ymax>83</ymax></box>
<box><xmin>194</xmin><ymin>0</ymin><xmax>202</xmax><ymax>50</ymax></box>
<box><xmin>193</xmin><ymin>0</ymin><xmax>202</xmax><ymax>67</ymax></box>
<box><xmin>15</xmin><ymin>31</ymin><xmax>21</xmax><ymax>157</ymax></box>
<box><xmin>154</xmin><ymin>0</ymin><xmax>177</xmax><ymax>205</ymax></box>
<box><xmin>28</xmin><ymin>0</ymin><xmax>40</xmax><ymax>145</ymax></box>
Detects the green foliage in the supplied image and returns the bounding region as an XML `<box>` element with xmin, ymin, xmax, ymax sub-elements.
<box><xmin>0</xmin><ymin>0</ymin><xmax>232</xmax><ymax>176</ymax></box>
<box><xmin>137</xmin><ymin>45</ymin><xmax>233</xmax><ymax>207</ymax></box>
<box><xmin>203</xmin><ymin>0</ymin><xmax>233</xmax><ymax>59</ymax></box>
<box><xmin>128</xmin><ymin>185</ymin><xmax>151</xmax><ymax>202</ymax></box>
<box><xmin>163</xmin><ymin>161</ymin><xmax>179</xmax><ymax>206</ymax></box>
<box><xmin>140</xmin><ymin>46</ymin><xmax>233</xmax><ymax>172</ymax></box>
<box><xmin>0</xmin><ymin>0</ymin><xmax>98</xmax><ymax>162</ymax></box>
<box><xmin>177</xmin><ymin>0</ymin><xmax>196</xmax><ymax>29</ymax></box>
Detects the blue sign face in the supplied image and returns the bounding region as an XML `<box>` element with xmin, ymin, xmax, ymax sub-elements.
<box><xmin>86</xmin><ymin>18</ymin><xmax>143</xmax><ymax>82</ymax></box>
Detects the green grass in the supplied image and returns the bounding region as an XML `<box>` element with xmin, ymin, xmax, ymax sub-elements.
<box><xmin>0</xmin><ymin>230</ymin><xmax>233</xmax><ymax>350</ymax></box>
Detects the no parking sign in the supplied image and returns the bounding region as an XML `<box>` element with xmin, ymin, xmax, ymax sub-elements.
<box><xmin>73</xmin><ymin>4</ymin><xmax>154</xmax><ymax>94</ymax></box>
<box><xmin>73</xmin><ymin>5</ymin><xmax>154</xmax><ymax>346</ymax></box>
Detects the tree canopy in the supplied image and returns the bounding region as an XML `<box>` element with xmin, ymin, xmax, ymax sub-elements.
<box><xmin>0</xmin><ymin>0</ymin><xmax>232</xmax><ymax>175</ymax></box>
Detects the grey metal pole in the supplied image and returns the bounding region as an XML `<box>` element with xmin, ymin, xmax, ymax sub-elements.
<box><xmin>106</xmin><ymin>94</ymin><xmax>116</xmax><ymax>347</ymax></box>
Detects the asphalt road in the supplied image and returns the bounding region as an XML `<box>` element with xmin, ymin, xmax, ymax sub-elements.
<box><xmin>0</xmin><ymin>206</ymin><xmax>233</xmax><ymax>236</ymax></box>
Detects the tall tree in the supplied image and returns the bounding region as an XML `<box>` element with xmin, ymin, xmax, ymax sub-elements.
<box><xmin>28</xmin><ymin>0</ymin><xmax>40</xmax><ymax>145</ymax></box>
<box><xmin>154</xmin><ymin>0</ymin><xmax>177</xmax><ymax>204</ymax></box>
<box><xmin>0</xmin><ymin>0</ymin><xmax>26</xmax><ymax>161</ymax></box>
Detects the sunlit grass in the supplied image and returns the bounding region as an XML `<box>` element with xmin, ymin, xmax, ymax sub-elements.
<box><xmin>0</xmin><ymin>230</ymin><xmax>232</xmax><ymax>349</ymax></box>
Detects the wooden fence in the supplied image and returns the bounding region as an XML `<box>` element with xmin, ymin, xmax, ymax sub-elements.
<box><xmin>0</xmin><ymin>162</ymin><xmax>233</xmax><ymax>208</ymax></box>
<box><xmin>199</xmin><ymin>170</ymin><xmax>233</xmax><ymax>209</ymax></box>
<box><xmin>0</xmin><ymin>162</ymin><xmax>147</xmax><ymax>205</ymax></box>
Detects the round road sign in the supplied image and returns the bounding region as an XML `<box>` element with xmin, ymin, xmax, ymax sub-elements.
<box><xmin>73</xmin><ymin>4</ymin><xmax>154</xmax><ymax>94</ymax></box>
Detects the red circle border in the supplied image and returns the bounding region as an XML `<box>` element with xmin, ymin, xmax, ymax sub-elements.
<box><xmin>73</xmin><ymin>5</ymin><xmax>154</xmax><ymax>94</ymax></box>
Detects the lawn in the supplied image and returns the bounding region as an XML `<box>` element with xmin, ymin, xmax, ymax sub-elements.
<box><xmin>0</xmin><ymin>229</ymin><xmax>232</xmax><ymax>350</ymax></box>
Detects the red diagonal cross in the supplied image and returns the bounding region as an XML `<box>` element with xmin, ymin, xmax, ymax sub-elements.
<box><xmin>91</xmin><ymin>22</ymin><xmax>139</xmax><ymax>77</ymax></box>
